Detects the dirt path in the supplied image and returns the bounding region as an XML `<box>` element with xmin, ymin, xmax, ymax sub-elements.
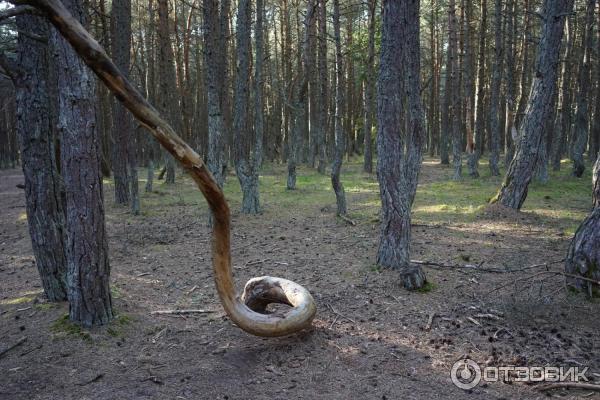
<box><xmin>1</xmin><ymin>164</ymin><xmax>598</xmax><ymax>400</ymax></box>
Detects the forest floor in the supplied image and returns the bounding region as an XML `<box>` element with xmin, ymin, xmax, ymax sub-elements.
<box><xmin>1</xmin><ymin>157</ymin><xmax>599</xmax><ymax>400</ymax></box>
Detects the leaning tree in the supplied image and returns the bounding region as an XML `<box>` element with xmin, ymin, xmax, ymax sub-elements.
<box><xmin>565</xmin><ymin>154</ymin><xmax>600</xmax><ymax>296</ymax></box>
<box><xmin>376</xmin><ymin>0</ymin><xmax>426</xmax><ymax>289</ymax></box>
<box><xmin>492</xmin><ymin>0</ymin><xmax>574</xmax><ymax>209</ymax></box>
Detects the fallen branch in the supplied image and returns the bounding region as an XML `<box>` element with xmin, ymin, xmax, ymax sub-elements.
<box><xmin>338</xmin><ymin>214</ymin><xmax>356</xmax><ymax>226</ymax></box>
<box><xmin>412</xmin><ymin>259</ymin><xmax>564</xmax><ymax>274</ymax></box>
<box><xmin>425</xmin><ymin>312</ymin><xmax>436</xmax><ymax>331</ymax></box>
<box><xmin>536</xmin><ymin>382</ymin><xmax>600</xmax><ymax>392</ymax></box>
<box><xmin>150</xmin><ymin>309</ymin><xmax>215</xmax><ymax>315</ymax></box>
<box><xmin>0</xmin><ymin>336</ymin><xmax>27</xmax><ymax>358</ymax></box>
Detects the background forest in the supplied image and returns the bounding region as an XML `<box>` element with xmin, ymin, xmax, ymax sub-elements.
<box><xmin>0</xmin><ymin>0</ymin><xmax>600</xmax><ymax>398</ymax></box>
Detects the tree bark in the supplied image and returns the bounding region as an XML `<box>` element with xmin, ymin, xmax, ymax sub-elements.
<box><xmin>316</xmin><ymin>0</ymin><xmax>328</xmax><ymax>174</ymax></box>
<box><xmin>23</xmin><ymin>0</ymin><xmax>316</xmax><ymax>336</ymax></box>
<box><xmin>488</xmin><ymin>0</ymin><xmax>503</xmax><ymax>176</ymax></box>
<box><xmin>15</xmin><ymin>14</ymin><xmax>68</xmax><ymax>302</ymax></box>
<box><xmin>52</xmin><ymin>0</ymin><xmax>113</xmax><ymax>326</ymax></box>
<box><xmin>469</xmin><ymin>0</ymin><xmax>487</xmax><ymax>178</ymax></box>
<box><xmin>447</xmin><ymin>0</ymin><xmax>461</xmax><ymax>180</ymax></box>
<box><xmin>571</xmin><ymin>0</ymin><xmax>595</xmax><ymax>178</ymax></box>
<box><xmin>376</xmin><ymin>0</ymin><xmax>426</xmax><ymax>290</ymax></box>
<box><xmin>203</xmin><ymin>0</ymin><xmax>225</xmax><ymax>188</ymax></box>
<box><xmin>493</xmin><ymin>0</ymin><xmax>574</xmax><ymax>210</ymax></box>
<box><xmin>565</xmin><ymin>154</ymin><xmax>600</xmax><ymax>296</ymax></box>
<box><xmin>110</xmin><ymin>0</ymin><xmax>138</xmax><ymax>214</ymax></box>
<box><xmin>331</xmin><ymin>0</ymin><xmax>347</xmax><ymax>215</ymax></box>
<box><xmin>233</xmin><ymin>0</ymin><xmax>261</xmax><ymax>214</ymax></box>
<box><xmin>363</xmin><ymin>0</ymin><xmax>376</xmax><ymax>174</ymax></box>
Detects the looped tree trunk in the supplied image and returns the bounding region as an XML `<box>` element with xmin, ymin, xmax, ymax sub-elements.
<box><xmin>22</xmin><ymin>0</ymin><xmax>316</xmax><ymax>337</ymax></box>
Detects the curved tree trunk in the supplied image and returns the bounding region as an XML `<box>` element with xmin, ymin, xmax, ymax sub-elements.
<box><xmin>492</xmin><ymin>0</ymin><xmax>573</xmax><ymax>210</ymax></box>
<box><xmin>24</xmin><ymin>0</ymin><xmax>315</xmax><ymax>336</ymax></box>
<box><xmin>376</xmin><ymin>0</ymin><xmax>426</xmax><ymax>290</ymax></box>
<box><xmin>15</xmin><ymin>13</ymin><xmax>68</xmax><ymax>302</ymax></box>
<box><xmin>565</xmin><ymin>154</ymin><xmax>600</xmax><ymax>296</ymax></box>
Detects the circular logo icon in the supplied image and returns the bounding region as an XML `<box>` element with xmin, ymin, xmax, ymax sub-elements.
<box><xmin>451</xmin><ymin>358</ymin><xmax>482</xmax><ymax>390</ymax></box>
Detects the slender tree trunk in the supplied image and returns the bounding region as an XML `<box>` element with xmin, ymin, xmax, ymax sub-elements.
<box><xmin>551</xmin><ymin>15</ymin><xmax>575</xmax><ymax>170</ymax></box>
<box><xmin>363</xmin><ymin>0</ymin><xmax>376</xmax><ymax>174</ymax></box>
<box><xmin>233</xmin><ymin>0</ymin><xmax>261</xmax><ymax>213</ymax></box>
<box><xmin>157</xmin><ymin>0</ymin><xmax>178</xmax><ymax>183</ymax></box>
<box><xmin>316</xmin><ymin>0</ymin><xmax>327</xmax><ymax>174</ymax></box>
<box><xmin>53</xmin><ymin>0</ymin><xmax>113</xmax><ymax>326</ymax></box>
<box><xmin>493</xmin><ymin>0</ymin><xmax>574</xmax><ymax>210</ymax></box>
<box><xmin>15</xmin><ymin>14</ymin><xmax>68</xmax><ymax>302</ymax></box>
<box><xmin>571</xmin><ymin>0</ymin><xmax>596</xmax><ymax>177</ymax></box>
<box><xmin>203</xmin><ymin>0</ymin><xmax>225</xmax><ymax>188</ymax></box>
<box><xmin>110</xmin><ymin>0</ymin><xmax>138</xmax><ymax>213</ymax></box>
<box><xmin>469</xmin><ymin>0</ymin><xmax>486</xmax><ymax>177</ymax></box>
<box><xmin>376</xmin><ymin>0</ymin><xmax>426</xmax><ymax>290</ymax></box>
<box><xmin>503</xmin><ymin>0</ymin><xmax>517</xmax><ymax>167</ymax></box>
<box><xmin>488</xmin><ymin>0</ymin><xmax>503</xmax><ymax>176</ymax></box>
<box><xmin>447</xmin><ymin>0</ymin><xmax>461</xmax><ymax>180</ymax></box>
<box><xmin>331</xmin><ymin>0</ymin><xmax>346</xmax><ymax>215</ymax></box>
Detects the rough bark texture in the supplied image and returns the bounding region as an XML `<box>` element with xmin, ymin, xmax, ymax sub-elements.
<box><xmin>233</xmin><ymin>0</ymin><xmax>260</xmax><ymax>214</ymax></box>
<box><xmin>52</xmin><ymin>0</ymin><xmax>113</xmax><ymax>326</ymax></box>
<box><xmin>447</xmin><ymin>0</ymin><xmax>461</xmax><ymax>180</ymax></box>
<box><xmin>376</xmin><ymin>0</ymin><xmax>426</xmax><ymax>290</ymax></box>
<box><xmin>26</xmin><ymin>0</ymin><xmax>316</xmax><ymax>336</ymax></box>
<box><xmin>362</xmin><ymin>0</ymin><xmax>376</xmax><ymax>174</ymax></box>
<box><xmin>157</xmin><ymin>0</ymin><xmax>177</xmax><ymax>184</ymax></box>
<box><xmin>503</xmin><ymin>0</ymin><xmax>516</xmax><ymax>167</ymax></box>
<box><xmin>551</xmin><ymin>15</ymin><xmax>575</xmax><ymax>171</ymax></box>
<box><xmin>203</xmin><ymin>0</ymin><xmax>225</xmax><ymax>188</ymax></box>
<box><xmin>316</xmin><ymin>0</ymin><xmax>327</xmax><ymax>174</ymax></box>
<box><xmin>110</xmin><ymin>0</ymin><xmax>138</xmax><ymax>214</ymax></box>
<box><xmin>493</xmin><ymin>0</ymin><xmax>574</xmax><ymax>209</ymax></box>
<box><xmin>331</xmin><ymin>0</ymin><xmax>347</xmax><ymax>215</ymax></box>
<box><xmin>565</xmin><ymin>155</ymin><xmax>600</xmax><ymax>296</ymax></box>
<box><xmin>488</xmin><ymin>0</ymin><xmax>503</xmax><ymax>176</ymax></box>
<box><xmin>571</xmin><ymin>0</ymin><xmax>595</xmax><ymax>178</ymax></box>
<box><xmin>469</xmin><ymin>0</ymin><xmax>487</xmax><ymax>178</ymax></box>
<box><xmin>15</xmin><ymin>14</ymin><xmax>68</xmax><ymax>302</ymax></box>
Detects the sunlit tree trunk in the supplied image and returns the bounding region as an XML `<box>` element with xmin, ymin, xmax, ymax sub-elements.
<box><xmin>376</xmin><ymin>0</ymin><xmax>426</xmax><ymax>289</ymax></box>
<box><xmin>331</xmin><ymin>0</ymin><xmax>346</xmax><ymax>214</ymax></box>
<box><xmin>493</xmin><ymin>0</ymin><xmax>574</xmax><ymax>209</ymax></box>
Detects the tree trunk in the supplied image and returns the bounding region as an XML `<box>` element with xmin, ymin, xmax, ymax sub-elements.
<box><xmin>15</xmin><ymin>14</ymin><xmax>68</xmax><ymax>302</ymax></box>
<box><xmin>551</xmin><ymin>14</ymin><xmax>575</xmax><ymax>170</ymax></box>
<box><xmin>110</xmin><ymin>0</ymin><xmax>138</xmax><ymax>213</ymax></box>
<box><xmin>376</xmin><ymin>0</ymin><xmax>426</xmax><ymax>290</ymax></box>
<box><xmin>203</xmin><ymin>0</ymin><xmax>225</xmax><ymax>188</ymax></box>
<box><xmin>157</xmin><ymin>0</ymin><xmax>177</xmax><ymax>184</ymax></box>
<box><xmin>493</xmin><ymin>0</ymin><xmax>574</xmax><ymax>210</ymax></box>
<box><xmin>53</xmin><ymin>0</ymin><xmax>113</xmax><ymax>326</ymax></box>
<box><xmin>571</xmin><ymin>0</ymin><xmax>595</xmax><ymax>178</ymax></box>
<box><xmin>503</xmin><ymin>0</ymin><xmax>517</xmax><ymax>167</ymax></box>
<box><xmin>469</xmin><ymin>0</ymin><xmax>487</xmax><ymax>178</ymax></box>
<box><xmin>447</xmin><ymin>0</ymin><xmax>461</xmax><ymax>180</ymax></box>
<box><xmin>363</xmin><ymin>0</ymin><xmax>376</xmax><ymax>174</ymax></box>
<box><xmin>331</xmin><ymin>0</ymin><xmax>347</xmax><ymax>215</ymax></box>
<box><xmin>565</xmin><ymin>154</ymin><xmax>600</xmax><ymax>296</ymax></box>
<box><xmin>233</xmin><ymin>0</ymin><xmax>261</xmax><ymax>214</ymax></box>
<box><xmin>316</xmin><ymin>0</ymin><xmax>327</xmax><ymax>174</ymax></box>
<box><xmin>488</xmin><ymin>0</ymin><xmax>503</xmax><ymax>176</ymax></box>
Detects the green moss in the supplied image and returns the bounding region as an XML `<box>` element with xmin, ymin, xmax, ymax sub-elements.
<box><xmin>34</xmin><ymin>303</ymin><xmax>57</xmax><ymax>311</ymax></box>
<box><xmin>416</xmin><ymin>281</ymin><xmax>436</xmax><ymax>293</ymax></box>
<box><xmin>51</xmin><ymin>314</ymin><xmax>92</xmax><ymax>342</ymax></box>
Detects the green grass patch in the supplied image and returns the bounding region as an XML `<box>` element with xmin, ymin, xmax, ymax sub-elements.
<box><xmin>51</xmin><ymin>314</ymin><xmax>92</xmax><ymax>342</ymax></box>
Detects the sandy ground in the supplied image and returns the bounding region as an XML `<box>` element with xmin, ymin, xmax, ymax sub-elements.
<box><xmin>1</xmin><ymin>163</ymin><xmax>599</xmax><ymax>400</ymax></box>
